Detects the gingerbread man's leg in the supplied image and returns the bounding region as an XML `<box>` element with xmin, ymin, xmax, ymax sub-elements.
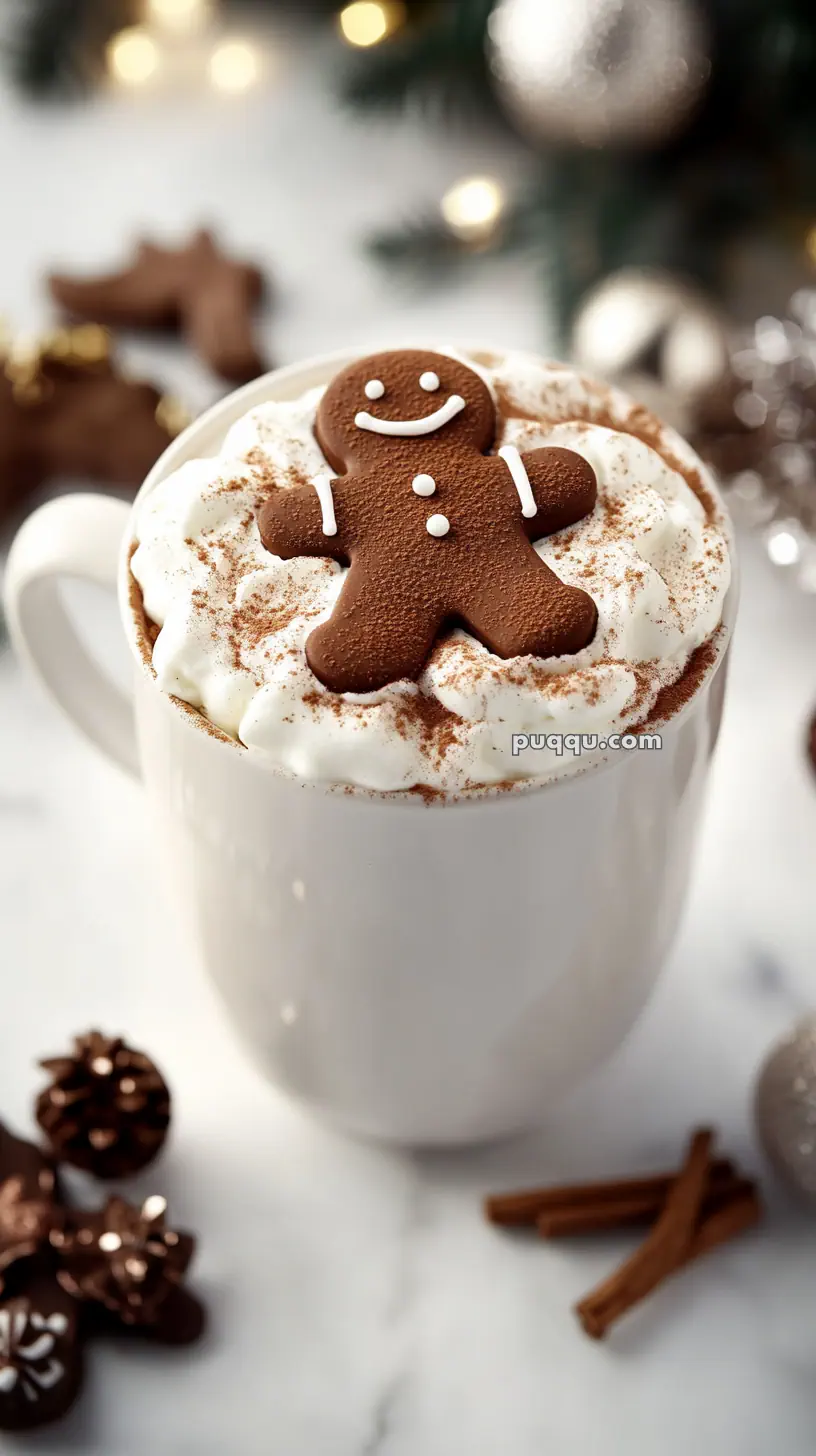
<box><xmin>306</xmin><ymin>565</ymin><xmax>445</xmax><ymax>694</ymax></box>
<box><xmin>461</xmin><ymin>545</ymin><xmax>597</xmax><ymax>661</ymax></box>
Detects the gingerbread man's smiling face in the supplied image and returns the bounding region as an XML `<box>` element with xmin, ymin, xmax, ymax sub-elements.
<box><xmin>315</xmin><ymin>350</ymin><xmax>496</xmax><ymax>474</ymax></box>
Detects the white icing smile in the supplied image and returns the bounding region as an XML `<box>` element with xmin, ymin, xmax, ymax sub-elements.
<box><xmin>354</xmin><ymin>394</ymin><xmax>466</xmax><ymax>438</ymax></box>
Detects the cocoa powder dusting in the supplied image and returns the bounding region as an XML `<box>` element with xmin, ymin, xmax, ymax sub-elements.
<box><xmin>127</xmin><ymin>552</ymin><xmax>238</xmax><ymax>748</ymax></box>
<box><xmin>392</xmin><ymin>691</ymin><xmax>464</xmax><ymax>764</ymax></box>
<box><xmin>631</xmin><ymin>634</ymin><xmax>722</xmax><ymax>732</ymax></box>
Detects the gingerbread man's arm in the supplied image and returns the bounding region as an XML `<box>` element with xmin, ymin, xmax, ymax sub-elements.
<box><xmin>496</xmin><ymin>445</ymin><xmax>597</xmax><ymax>541</ymax></box>
<box><xmin>258</xmin><ymin>478</ymin><xmax>348</xmax><ymax>564</ymax></box>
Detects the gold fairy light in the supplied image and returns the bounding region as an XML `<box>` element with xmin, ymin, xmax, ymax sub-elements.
<box><xmin>145</xmin><ymin>0</ymin><xmax>212</xmax><ymax>33</ymax></box>
<box><xmin>4</xmin><ymin>336</ymin><xmax>45</xmax><ymax>403</ymax></box>
<box><xmin>208</xmin><ymin>39</ymin><xmax>261</xmax><ymax>94</ymax></box>
<box><xmin>107</xmin><ymin>27</ymin><xmax>161</xmax><ymax>87</ymax></box>
<box><xmin>441</xmin><ymin>176</ymin><xmax>506</xmax><ymax>242</ymax></box>
<box><xmin>64</xmin><ymin>324</ymin><xmax>111</xmax><ymax>364</ymax></box>
<box><xmin>2</xmin><ymin>324</ymin><xmax>114</xmax><ymax>405</ymax></box>
<box><xmin>338</xmin><ymin>2</ymin><xmax>407</xmax><ymax>48</ymax></box>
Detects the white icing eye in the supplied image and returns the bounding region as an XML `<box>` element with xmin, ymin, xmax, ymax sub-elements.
<box><xmin>412</xmin><ymin>474</ymin><xmax>436</xmax><ymax>497</ymax></box>
<box><xmin>419</xmin><ymin>371</ymin><xmax>441</xmax><ymax>392</ymax></box>
<box><xmin>365</xmin><ymin>380</ymin><xmax>385</xmax><ymax>401</ymax></box>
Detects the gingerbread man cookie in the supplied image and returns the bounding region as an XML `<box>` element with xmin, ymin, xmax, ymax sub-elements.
<box><xmin>258</xmin><ymin>350</ymin><xmax>598</xmax><ymax>694</ymax></box>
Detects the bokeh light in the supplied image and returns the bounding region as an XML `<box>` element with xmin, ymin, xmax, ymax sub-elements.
<box><xmin>107</xmin><ymin>28</ymin><xmax>161</xmax><ymax>87</ymax></box>
<box><xmin>441</xmin><ymin>176</ymin><xmax>506</xmax><ymax>241</ymax></box>
<box><xmin>208</xmin><ymin>40</ymin><xmax>261</xmax><ymax>94</ymax></box>
<box><xmin>767</xmin><ymin>527</ymin><xmax>801</xmax><ymax>566</ymax></box>
<box><xmin>338</xmin><ymin>2</ymin><xmax>407</xmax><ymax>49</ymax></box>
<box><xmin>145</xmin><ymin>0</ymin><xmax>212</xmax><ymax>33</ymax></box>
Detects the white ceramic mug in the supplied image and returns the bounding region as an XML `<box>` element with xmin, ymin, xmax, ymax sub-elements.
<box><xmin>5</xmin><ymin>351</ymin><xmax>737</xmax><ymax>1146</ymax></box>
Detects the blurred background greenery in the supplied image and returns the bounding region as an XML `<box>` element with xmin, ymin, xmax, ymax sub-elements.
<box><xmin>6</xmin><ymin>0</ymin><xmax>816</xmax><ymax>582</ymax></box>
<box><xmin>10</xmin><ymin>0</ymin><xmax>816</xmax><ymax>328</ymax></box>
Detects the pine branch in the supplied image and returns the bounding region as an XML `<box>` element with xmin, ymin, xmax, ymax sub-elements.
<box><xmin>5</xmin><ymin>0</ymin><xmax>130</xmax><ymax>96</ymax></box>
<box><xmin>343</xmin><ymin>0</ymin><xmax>498</xmax><ymax>118</ymax></box>
<box><xmin>366</xmin><ymin>184</ymin><xmax>560</xmax><ymax>273</ymax></box>
<box><xmin>368</xmin><ymin>217</ymin><xmax>475</xmax><ymax>272</ymax></box>
<box><xmin>367</xmin><ymin>150</ymin><xmax>774</xmax><ymax>342</ymax></box>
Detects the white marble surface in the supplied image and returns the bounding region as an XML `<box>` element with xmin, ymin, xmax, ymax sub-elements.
<box><xmin>1</xmin><ymin>15</ymin><xmax>816</xmax><ymax>1455</ymax></box>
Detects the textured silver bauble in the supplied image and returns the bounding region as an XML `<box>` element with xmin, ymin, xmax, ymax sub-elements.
<box><xmin>755</xmin><ymin>1015</ymin><xmax>816</xmax><ymax>1205</ymax></box>
<box><xmin>572</xmin><ymin>268</ymin><xmax>728</xmax><ymax>418</ymax></box>
<box><xmin>488</xmin><ymin>0</ymin><xmax>710</xmax><ymax>150</ymax></box>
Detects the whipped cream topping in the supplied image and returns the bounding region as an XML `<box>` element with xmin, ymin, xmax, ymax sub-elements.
<box><xmin>130</xmin><ymin>351</ymin><xmax>732</xmax><ymax>794</ymax></box>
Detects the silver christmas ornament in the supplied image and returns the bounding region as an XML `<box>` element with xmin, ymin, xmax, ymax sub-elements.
<box><xmin>755</xmin><ymin>1016</ymin><xmax>816</xmax><ymax>1206</ymax></box>
<box><xmin>488</xmin><ymin>0</ymin><xmax>710</xmax><ymax>150</ymax></box>
<box><xmin>698</xmin><ymin>294</ymin><xmax>816</xmax><ymax>591</ymax></box>
<box><xmin>571</xmin><ymin>268</ymin><xmax>728</xmax><ymax>433</ymax></box>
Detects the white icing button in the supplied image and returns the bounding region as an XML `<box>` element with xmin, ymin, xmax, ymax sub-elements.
<box><xmin>419</xmin><ymin>371</ymin><xmax>440</xmax><ymax>392</ymax></box>
<box><xmin>412</xmin><ymin>473</ymin><xmax>436</xmax><ymax>497</ymax></box>
<box><xmin>426</xmin><ymin>514</ymin><xmax>450</xmax><ymax>538</ymax></box>
<box><xmin>365</xmin><ymin>379</ymin><xmax>385</xmax><ymax>400</ymax></box>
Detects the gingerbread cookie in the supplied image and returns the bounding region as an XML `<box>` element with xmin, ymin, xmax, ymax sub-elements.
<box><xmin>49</xmin><ymin>230</ymin><xmax>267</xmax><ymax>383</ymax></box>
<box><xmin>258</xmin><ymin>350</ymin><xmax>598</xmax><ymax>693</ymax></box>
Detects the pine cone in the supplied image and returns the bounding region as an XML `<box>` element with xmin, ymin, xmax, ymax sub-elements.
<box><xmin>36</xmin><ymin>1032</ymin><xmax>170</xmax><ymax>1180</ymax></box>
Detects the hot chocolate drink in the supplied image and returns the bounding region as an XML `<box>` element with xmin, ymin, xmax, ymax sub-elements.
<box><xmin>130</xmin><ymin>348</ymin><xmax>731</xmax><ymax>794</ymax></box>
<box><xmin>7</xmin><ymin>346</ymin><xmax>737</xmax><ymax>1139</ymax></box>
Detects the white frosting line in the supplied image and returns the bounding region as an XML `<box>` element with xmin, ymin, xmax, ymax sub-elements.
<box><xmin>412</xmin><ymin>473</ymin><xmax>436</xmax><ymax>497</ymax></box>
<box><xmin>355</xmin><ymin>394</ymin><xmax>465</xmax><ymax>438</ymax></box>
<box><xmin>426</xmin><ymin>513</ymin><xmax>450</xmax><ymax>538</ymax></box>
<box><xmin>312</xmin><ymin>474</ymin><xmax>338</xmax><ymax>537</ymax></box>
<box><xmin>498</xmin><ymin>444</ymin><xmax>537</xmax><ymax>519</ymax></box>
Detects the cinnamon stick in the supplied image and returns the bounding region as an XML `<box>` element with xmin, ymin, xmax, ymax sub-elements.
<box><xmin>573</xmin><ymin>1128</ymin><xmax>714</xmax><ymax>1334</ymax></box>
<box><xmin>484</xmin><ymin>1157</ymin><xmax>734</xmax><ymax>1229</ymax></box>
<box><xmin>576</xmin><ymin>1186</ymin><xmax>761</xmax><ymax>1339</ymax></box>
<box><xmin>536</xmin><ymin>1173</ymin><xmax>751</xmax><ymax>1239</ymax></box>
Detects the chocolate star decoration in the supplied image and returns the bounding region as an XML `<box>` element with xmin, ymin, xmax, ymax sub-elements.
<box><xmin>36</xmin><ymin>1030</ymin><xmax>171</xmax><ymax>1180</ymax></box>
<box><xmin>258</xmin><ymin>350</ymin><xmax>599</xmax><ymax>694</ymax></box>
<box><xmin>50</xmin><ymin>229</ymin><xmax>268</xmax><ymax>383</ymax></box>
<box><xmin>53</xmin><ymin>1196</ymin><xmax>204</xmax><ymax>1345</ymax></box>
<box><xmin>0</xmin><ymin>1111</ymin><xmax>206</xmax><ymax>1433</ymax></box>
<box><xmin>0</xmin><ymin>325</ymin><xmax>183</xmax><ymax>527</ymax></box>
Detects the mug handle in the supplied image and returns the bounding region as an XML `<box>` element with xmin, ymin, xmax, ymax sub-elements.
<box><xmin>4</xmin><ymin>494</ymin><xmax>139</xmax><ymax>778</ymax></box>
